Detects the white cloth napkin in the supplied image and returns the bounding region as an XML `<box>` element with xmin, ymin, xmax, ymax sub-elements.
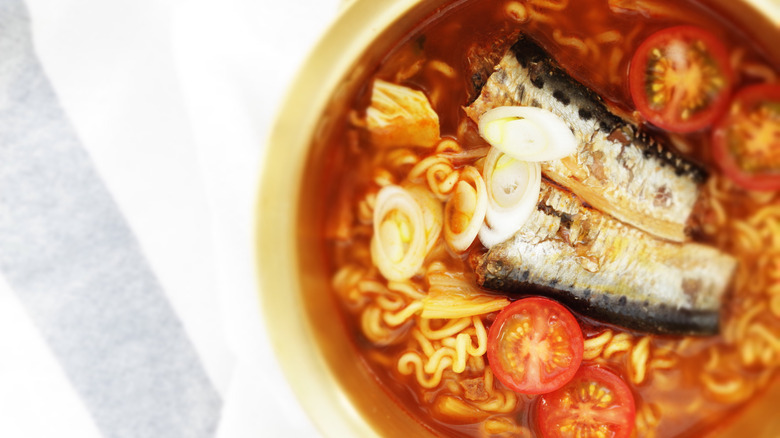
<box><xmin>0</xmin><ymin>0</ymin><xmax>338</xmax><ymax>436</ymax></box>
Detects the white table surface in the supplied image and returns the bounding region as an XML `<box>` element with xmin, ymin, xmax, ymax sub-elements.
<box><xmin>0</xmin><ymin>0</ymin><xmax>339</xmax><ymax>436</ymax></box>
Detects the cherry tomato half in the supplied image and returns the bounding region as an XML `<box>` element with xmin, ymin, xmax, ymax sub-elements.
<box><xmin>486</xmin><ymin>297</ymin><xmax>583</xmax><ymax>395</ymax></box>
<box><xmin>537</xmin><ymin>365</ymin><xmax>636</xmax><ymax>438</ymax></box>
<box><xmin>629</xmin><ymin>26</ymin><xmax>733</xmax><ymax>133</ymax></box>
<box><xmin>712</xmin><ymin>83</ymin><xmax>780</xmax><ymax>191</ymax></box>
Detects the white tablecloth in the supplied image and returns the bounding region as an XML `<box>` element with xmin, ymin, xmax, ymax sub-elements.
<box><xmin>0</xmin><ymin>0</ymin><xmax>339</xmax><ymax>436</ymax></box>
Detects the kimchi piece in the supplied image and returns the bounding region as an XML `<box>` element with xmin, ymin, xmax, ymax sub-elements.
<box><xmin>365</xmin><ymin>79</ymin><xmax>440</xmax><ymax>148</ymax></box>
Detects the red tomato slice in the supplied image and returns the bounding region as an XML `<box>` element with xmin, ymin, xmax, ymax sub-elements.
<box><xmin>629</xmin><ymin>26</ymin><xmax>733</xmax><ymax>133</ymax></box>
<box><xmin>537</xmin><ymin>365</ymin><xmax>636</xmax><ymax>438</ymax></box>
<box><xmin>712</xmin><ymin>83</ymin><xmax>780</xmax><ymax>191</ymax></box>
<box><xmin>486</xmin><ymin>297</ymin><xmax>583</xmax><ymax>395</ymax></box>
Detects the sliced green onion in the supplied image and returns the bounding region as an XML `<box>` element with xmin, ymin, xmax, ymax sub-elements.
<box><xmin>478</xmin><ymin>106</ymin><xmax>577</xmax><ymax>162</ymax></box>
<box><xmin>443</xmin><ymin>166</ymin><xmax>487</xmax><ymax>252</ymax></box>
<box><xmin>478</xmin><ymin>147</ymin><xmax>541</xmax><ymax>248</ymax></box>
<box><xmin>371</xmin><ymin>185</ymin><xmax>441</xmax><ymax>281</ymax></box>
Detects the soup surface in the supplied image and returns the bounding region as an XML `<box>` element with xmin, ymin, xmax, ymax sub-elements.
<box><xmin>317</xmin><ymin>0</ymin><xmax>780</xmax><ymax>436</ymax></box>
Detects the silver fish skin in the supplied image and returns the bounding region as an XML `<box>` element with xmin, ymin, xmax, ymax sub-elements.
<box><xmin>474</xmin><ymin>182</ymin><xmax>736</xmax><ymax>336</ymax></box>
<box><xmin>465</xmin><ymin>37</ymin><xmax>706</xmax><ymax>243</ymax></box>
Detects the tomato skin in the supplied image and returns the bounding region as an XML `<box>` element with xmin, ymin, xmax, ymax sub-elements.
<box><xmin>486</xmin><ymin>297</ymin><xmax>583</xmax><ymax>395</ymax></box>
<box><xmin>629</xmin><ymin>26</ymin><xmax>733</xmax><ymax>133</ymax></box>
<box><xmin>537</xmin><ymin>365</ymin><xmax>636</xmax><ymax>438</ymax></box>
<box><xmin>712</xmin><ymin>84</ymin><xmax>780</xmax><ymax>191</ymax></box>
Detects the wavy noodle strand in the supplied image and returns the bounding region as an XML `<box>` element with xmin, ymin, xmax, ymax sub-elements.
<box><xmin>505</xmin><ymin>1</ymin><xmax>529</xmax><ymax>22</ymax></box>
<box><xmin>398</xmin><ymin>351</ymin><xmax>454</xmax><ymax>389</ymax></box>
<box><xmin>552</xmin><ymin>29</ymin><xmax>588</xmax><ymax>56</ymax></box>
<box><xmin>420</xmin><ymin>317</ymin><xmax>474</xmax><ymax>340</ymax></box>
<box><xmin>629</xmin><ymin>336</ymin><xmax>652</xmax><ymax>385</ymax></box>
<box><xmin>583</xmin><ymin>330</ymin><xmax>614</xmax><ymax>360</ymax></box>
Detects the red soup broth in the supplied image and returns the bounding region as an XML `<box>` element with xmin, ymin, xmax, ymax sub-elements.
<box><xmin>316</xmin><ymin>0</ymin><xmax>780</xmax><ymax>437</ymax></box>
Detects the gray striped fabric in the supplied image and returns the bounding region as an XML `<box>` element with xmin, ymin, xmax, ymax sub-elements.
<box><xmin>0</xmin><ymin>1</ymin><xmax>222</xmax><ymax>437</ymax></box>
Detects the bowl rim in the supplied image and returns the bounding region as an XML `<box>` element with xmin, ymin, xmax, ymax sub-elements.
<box><xmin>256</xmin><ymin>0</ymin><xmax>429</xmax><ymax>436</ymax></box>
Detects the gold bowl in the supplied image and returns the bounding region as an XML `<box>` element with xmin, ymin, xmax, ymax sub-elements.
<box><xmin>257</xmin><ymin>0</ymin><xmax>780</xmax><ymax>436</ymax></box>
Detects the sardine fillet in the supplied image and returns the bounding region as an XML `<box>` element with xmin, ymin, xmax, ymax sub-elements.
<box><xmin>465</xmin><ymin>37</ymin><xmax>706</xmax><ymax>243</ymax></box>
<box><xmin>474</xmin><ymin>183</ymin><xmax>736</xmax><ymax>335</ymax></box>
